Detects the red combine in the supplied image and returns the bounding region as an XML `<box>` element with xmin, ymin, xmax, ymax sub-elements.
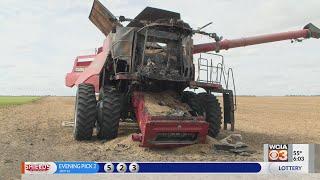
<box><xmin>65</xmin><ymin>0</ymin><xmax>320</xmax><ymax>147</ymax></box>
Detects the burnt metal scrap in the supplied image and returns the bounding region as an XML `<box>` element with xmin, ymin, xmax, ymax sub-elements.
<box><xmin>138</xmin><ymin>61</ymin><xmax>182</xmax><ymax>81</ymax></box>
<box><xmin>127</xmin><ymin>6</ymin><xmax>181</xmax><ymax>27</ymax></box>
<box><xmin>138</xmin><ymin>47</ymin><xmax>184</xmax><ymax>81</ymax></box>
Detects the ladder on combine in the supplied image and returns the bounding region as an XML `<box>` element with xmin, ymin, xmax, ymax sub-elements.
<box><xmin>197</xmin><ymin>53</ymin><xmax>236</xmax><ymax>131</ymax></box>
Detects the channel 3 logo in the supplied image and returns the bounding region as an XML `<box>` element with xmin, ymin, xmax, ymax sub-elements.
<box><xmin>268</xmin><ymin>144</ymin><xmax>288</xmax><ymax>162</ymax></box>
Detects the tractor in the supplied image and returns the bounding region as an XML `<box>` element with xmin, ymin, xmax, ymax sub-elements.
<box><xmin>65</xmin><ymin>0</ymin><xmax>320</xmax><ymax>147</ymax></box>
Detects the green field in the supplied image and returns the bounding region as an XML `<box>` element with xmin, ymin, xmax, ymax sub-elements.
<box><xmin>0</xmin><ymin>96</ymin><xmax>40</xmax><ymax>106</ymax></box>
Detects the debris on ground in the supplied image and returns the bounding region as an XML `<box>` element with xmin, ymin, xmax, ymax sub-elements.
<box><xmin>214</xmin><ymin>134</ymin><xmax>256</xmax><ymax>156</ymax></box>
<box><xmin>114</xmin><ymin>143</ymin><xmax>131</xmax><ymax>152</ymax></box>
<box><xmin>218</xmin><ymin>134</ymin><xmax>247</xmax><ymax>148</ymax></box>
<box><xmin>62</xmin><ymin>121</ymin><xmax>74</xmax><ymax>127</ymax></box>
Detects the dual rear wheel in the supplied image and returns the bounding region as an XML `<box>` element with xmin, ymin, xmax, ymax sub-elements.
<box><xmin>73</xmin><ymin>84</ymin><xmax>121</xmax><ymax>140</ymax></box>
<box><xmin>73</xmin><ymin>84</ymin><xmax>97</xmax><ymax>140</ymax></box>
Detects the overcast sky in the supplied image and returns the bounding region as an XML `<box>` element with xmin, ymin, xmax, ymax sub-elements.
<box><xmin>0</xmin><ymin>0</ymin><xmax>319</xmax><ymax>96</ymax></box>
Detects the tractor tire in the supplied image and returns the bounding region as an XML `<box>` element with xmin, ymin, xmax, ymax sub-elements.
<box><xmin>73</xmin><ymin>83</ymin><xmax>97</xmax><ymax>140</ymax></box>
<box><xmin>198</xmin><ymin>93</ymin><xmax>222</xmax><ymax>137</ymax></box>
<box><xmin>186</xmin><ymin>93</ymin><xmax>222</xmax><ymax>137</ymax></box>
<box><xmin>99</xmin><ymin>88</ymin><xmax>128</xmax><ymax>119</ymax></box>
<box><xmin>181</xmin><ymin>91</ymin><xmax>197</xmax><ymax>103</ymax></box>
<box><xmin>97</xmin><ymin>87</ymin><xmax>121</xmax><ymax>140</ymax></box>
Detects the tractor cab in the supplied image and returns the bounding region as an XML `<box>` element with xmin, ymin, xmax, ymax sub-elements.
<box><xmin>101</xmin><ymin>7</ymin><xmax>196</xmax><ymax>83</ymax></box>
<box><xmin>134</xmin><ymin>22</ymin><xmax>194</xmax><ymax>82</ymax></box>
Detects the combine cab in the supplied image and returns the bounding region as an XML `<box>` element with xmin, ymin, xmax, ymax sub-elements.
<box><xmin>65</xmin><ymin>0</ymin><xmax>320</xmax><ymax>147</ymax></box>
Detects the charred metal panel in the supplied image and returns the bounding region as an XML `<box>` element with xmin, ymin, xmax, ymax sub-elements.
<box><xmin>89</xmin><ymin>0</ymin><xmax>122</xmax><ymax>36</ymax></box>
<box><xmin>139</xmin><ymin>29</ymin><xmax>179</xmax><ymax>41</ymax></box>
<box><xmin>127</xmin><ymin>7</ymin><xmax>180</xmax><ymax>27</ymax></box>
<box><xmin>110</xmin><ymin>27</ymin><xmax>136</xmax><ymax>62</ymax></box>
<box><xmin>182</xmin><ymin>36</ymin><xmax>193</xmax><ymax>78</ymax></box>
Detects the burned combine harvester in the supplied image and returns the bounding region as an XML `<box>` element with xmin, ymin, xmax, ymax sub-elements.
<box><xmin>65</xmin><ymin>0</ymin><xmax>320</xmax><ymax>147</ymax></box>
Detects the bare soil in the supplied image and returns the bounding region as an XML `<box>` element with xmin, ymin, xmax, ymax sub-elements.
<box><xmin>0</xmin><ymin>96</ymin><xmax>319</xmax><ymax>179</ymax></box>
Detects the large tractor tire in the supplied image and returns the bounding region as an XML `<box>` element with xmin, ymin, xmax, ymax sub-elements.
<box><xmin>97</xmin><ymin>87</ymin><xmax>121</xmax><ymax>140</ymax></box>
<box><xmin>181</xmin><ymin>91</ymin><xmax>197</xmax><ymax>103</ymax></box>
<box><xmin>99</xmin><ymin>89</ymin><xmax>128</xmax><ymax>119</ymax></box>
<box><xmin>184</xmin><ymin>92</ymin><xmax>222</xmax><ymax>137</ymax></box>
<box><xmin>73</xmin><ymin>83</ymin><xmax>97</xmax><ymax>140</ymax></box>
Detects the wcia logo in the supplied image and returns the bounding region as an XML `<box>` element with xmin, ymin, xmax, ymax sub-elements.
<box><xmin>268</xmin><ymin>144</ymin><xmax>288</xmax><ymax>162</ymax></box>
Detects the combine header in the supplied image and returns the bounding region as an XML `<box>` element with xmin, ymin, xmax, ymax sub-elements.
<box><xmin>65</xmin><ymin>0</ymin><xmax>319</xmax><ymax>147</ymax></box>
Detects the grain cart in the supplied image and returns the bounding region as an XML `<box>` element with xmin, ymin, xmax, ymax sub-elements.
<box><xmin>65</xmin><ymin>0</ymin><xmax>320</xmax><ymax>147</ymax></box>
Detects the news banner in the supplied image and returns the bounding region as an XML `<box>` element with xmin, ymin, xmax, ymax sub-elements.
<box><xmin>21</xmin><ymin>144</ymin><xmax>319</xmax><ymax>174</ymax></box>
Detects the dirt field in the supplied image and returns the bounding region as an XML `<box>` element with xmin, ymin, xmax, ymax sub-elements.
<box><xmin>1</xmin><ymin>96</ymin><xmax>320</xmax><ymax>179</ymax></box>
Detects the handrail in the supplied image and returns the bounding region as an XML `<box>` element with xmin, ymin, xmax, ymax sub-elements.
<box><xmin>196</xmin><ymin>53</ymin><xmax>237</xmax><ymax>110</ymax></box>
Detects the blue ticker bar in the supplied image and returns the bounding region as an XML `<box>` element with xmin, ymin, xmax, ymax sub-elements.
<box><xmin>136</xmin><ymin>162</ymin><xmax>261</xmax><ymax>173</ymax></box>
<box><xmin>47</xmin><ymin>162</ymin><xmax>261</xmax><ymax>173</ymax></box>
